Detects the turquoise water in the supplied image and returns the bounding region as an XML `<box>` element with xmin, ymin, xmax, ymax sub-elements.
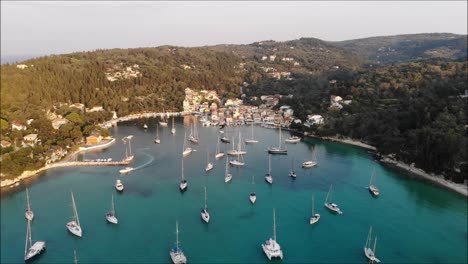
<box><xmin>1</xmin><ymin>116</ymin><xmax>467</xmax><ymax>263</ymax></box>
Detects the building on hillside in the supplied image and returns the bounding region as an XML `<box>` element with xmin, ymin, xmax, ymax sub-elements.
<box><xmin>305</xmin><ymin>115</ymin><xmax>324</xmax><ymax>127</ymax></box>
<box><xmin>87</xmin><ymin>106</ymin><xmax>104</xmax><ymax>112</ymax></box>
<box><xmin>11</xmin><ymin>121</ymin><xmax>26</xmax><ymax>131</ymax></box>
<box><xmin>86</xmin><ymin>133</ymin><xmax>102</xmax><ymax>145</ymax></box>
<box><xmin>23</xmin><ymin>134</ymin><xmax>38</xmax><ymax>147</ymax></box>
<box><xmin>52</xmin><ymin>118</ymin><xmax>69</xmax><ymax>130</ymax></box>
<box><xmin>70</xmin><ymin>103</ymin><xmax>85</xmax><ymax>111</ymax></box>
<box><xmin>16</xmin><ymin>64</ymin><xmax>28</xmax><ymax>69</ymax></box>
<box><xmin>1</xmin><ymin>140</ymin><xmax>12</xmax><ymax>148</ymax></box>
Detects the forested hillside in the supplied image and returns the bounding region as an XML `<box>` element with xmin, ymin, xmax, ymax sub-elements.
<box><xmin>245</xmin><ymin>60</ymin><xmax>467</xmax><ymax>183</ymax></box>
<box><xmin>333</xmin><ymin>33</ymin><xmax>467</xmax><ymax>64</ymax></box>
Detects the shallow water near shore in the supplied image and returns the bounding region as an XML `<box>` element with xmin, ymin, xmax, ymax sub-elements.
<box><xmin>1</xmin><ymin>117</ymin><xmax>467</xmax><ymax>263</ymax></box>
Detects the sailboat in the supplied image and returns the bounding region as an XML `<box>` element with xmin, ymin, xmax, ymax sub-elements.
<box><xmin>171</xmin><ymin>116</ymin><xmax>176</xmax><ymax>134</ymax></box>
<box><xmin>302</xmin><ymin>148</ymin><xmax>318</xmax><ymax>168</ymax></box>
<box><xmin>245</xmin><ymin>123</ymin><xmax>259</xmax><ymax>144</ymax></box>
<box><xmin>249</xmin><ymin>175</ymin><xmax>257</xmax><ymax>204</ymax></box>
<box><xmin>201</xmin><ymin>187</ymin><xmax>210</xmax><ymax>223</ymax></box>
<box><xmin>368</xmin><ymin>167</ymin><xmax>380</xmax><ymax>196</ymax></box>
<box><xmin>215</xmin><ymin>136</ymin><xmax>225</xmax><ymax>159</ymax></box>
<box><xmin>122</xmin><ymin>135</ymin><xmax>134</xmax><ymax>163</ymax></box>
<box><xmin>224</xmin><ymin>158</ymin><xmax>232</xmax><ymax>183</ymax></box>
<box><xmin>288</xmin><ymin>157</ymin><xmax>297</xmax><ymax>178</ymax></box>
<box><xmin>364</xmin><ymin>226</ymin><xmax>381</xmax><ymax>263</ymax></box>
<box><xmin>105</xmin><ymin>194</ymin><xmax>118</xmax><ymax>224</ymax></box>
<box><xmin>228</xmin><ymin>133</ymin><xmax>247</xmax><ymax>155</ymax></box>
<box><xmin>267</xmin><ymin>127</ymin><xmax>288</xmax><ymax>154</ymax></box>
<box><xmin>25</xmin><ymin>188</ymin><xmax>34</xmax><ymax>221</ymax></box>
<box><xmin>220</xmin><ymin>134</ymin><xmax>230</xmax><ymax>143</ymax></box>
<box><xmin>309</xmin><ymin>194</ymin><xmax>320</xmax><ymax>225</ymax></box>
<box><xmin>188</xmin><ymin>123</ymin><xmax>199</xmax><ymax>144</ymax></box>
<box><xmin>265</xmin><ymin>155</ymin><xmax>273</xmax><ymax>184</ymax></box>
<box><xmin>66</xmin><ymin>191</ymin><xmax>82</xmax><ymax>237</ymax></box>
<box><xmin>143</xmin><ymin>123</ymin><xmax>148</xmax><ymax>129</ymax></box>
<box><xmin>179</xmin><ymin>159</ymin><xmax>188</xmax><ymax>192</ymax></box>
<box><xmin>229</xmin><ymin>135</ymin><xmax>245</xmax><ymax>166</ymax></box>
<box><xmin>154</xmin><ymin>124</ymin><xmax>161</xmax><ymax>144</ymax></box>
<box><xmin>159</xmin><ymin>111</ymin><xmax>168</xmax><ymax>127</ymax></box>
<box><xmin>169</xmin><ymin>221</ymin><xmax>187</xmax><ymax>264</ymax></box>
<box><xmin>324</xmin><ymin>185</ymin><xmax>342</xmax><ymax>214</ymax></box>
<box><xmin>205</xmin><ymin>150</ymin><xmax>213</xmax><ymax>172</ymax></box>
<box><xmin>182</xmin><ymin>132</ymin><xmax>193</xmax><ymax>157</ymax></box>
<box><xmin>261</xmin><ymin>208</ymin><xmax>283</xmax><ymax>260</ymax></box>
<box><xmin>24</xmin><ymin>219</ymin><xmax>45</xmax><ymax>261</ymax></box>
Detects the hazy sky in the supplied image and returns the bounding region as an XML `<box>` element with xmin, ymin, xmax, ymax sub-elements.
<box><xmin>1</xmin><ymin>1</ymin><xmax>467</xmax><ymax>56</ymax></box>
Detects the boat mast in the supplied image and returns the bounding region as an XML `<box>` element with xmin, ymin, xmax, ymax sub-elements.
<box><xmin>325</xmin><ymin>185</ymin><xmax>332</xmax><ymax>204</ymax></box>
<box><xmin>273</xmin><ymin>208</ymin><xmax>277</xmax><ymax>241</ymax></box>
<box><xmin>128</xmin><ymin>137</ymin><xmax>132</xmax><ymax>156</ymax></box>
<box><xmin>373</xmin><ymin>236</ymin><xmax>378</xmax><ymax>255</ymax></box>
<box><xmin>111</xmin><ymin>194</ymin><xmax>115</xmax><ymax>215</ymax></box>
<box><xmin>278</xmin><ymin>127</ymin><xmax>282</xmax><ymax>148</ymax></box>
<box><xmin>156</xmin><ymin>124</ymin><xmax>159</xmax><ymax>138</ymax></box>
<box><xmin>370</xmin><ymin>167</ymin><xmax>376</xmax><ymax>185</ymax></box>
<box><xmin>175</xmin><ymin>221</ymin><xmax>180</xmax><ymax>249</ymax></box>
<box><xmin>225</xmin><ymin>158</ymin><xmax>229</xmax><ymax>174</ymax></box>
<box><xmin>366</xmin><ymin>226</ymin><xmax>373</xmax><ymax>248</ymax></box>
<box><xmin>312</xmin><ymin>195</ymin><xmax>315</xmax><ymax>215</ymax></box>
<box><xmin>251</xmin><ymin>123</ymin><xmax>254</xmax><ymax>139</ymax></box>
<box><xmin>26</xmin><ymin>188</ymin><xmax>31</xmax><ymax>212</ymax></box>
<box><xmin>181</xmin><ymin>159</ymin><xmax>185</xmax><ymax>181</ymax></box>
<box><xmin>216</xmin><ymin>136</ymin><xmax>220</xmax><ymax>154</ymax></box>
<box><xmin>71</xmin><ymin>192</ymin><xmax>80</xmax><ymax>226</ymax></box>
<box><xmin>24</xmin><ymin>220</ymin><xmax>31</xmax><ymax>256</ymax></box>
<box><xmin>204</xmin><ymin>187</ymin><xmax>207</xmax><ymax>210</ymax></box>
<box><xmin>252</xmin><ymin>175</ymin><xmax>255</xmax><ymax>192</ymax></box>
<box><xmin>268</xmin><ymin>155</ymin><xmax>272</xmax><ymax>175</ymax></box>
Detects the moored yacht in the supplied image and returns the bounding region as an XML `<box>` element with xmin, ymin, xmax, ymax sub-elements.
<box><xmin>24</xmin><ymin>219</ymin><xmax>45</xmax><ymax>261</ymax></box>
<box><xmin>245</xmin><ymin>123</ymin><xmax>259</xmax><ymax>144</ymax></box>
<box><xmin>169</xmin><ymin>221</ymin><xmax>187</xmax><ymax>264</ymax></box>
<box><xmin>66</xmin><ymin>191</ymin><xmax>82</xmax><ymax>237</ymax></box>
<box><xmin>368</xmin><ymin>167</ymin><xmax>380</xmax><ymax>196</ymax></box>
<box><xmin>179</xmin><ymin>159</ymin><xmax>188</xmax><ymax>192</ymax></box>
<box><xmin>285</xmin><ymin>135</ymin><xmax>301</xmax><ymax>143</ymax></box>
<box><xmin>105</xmin><ymin>194</ymin><xmax>118</xmax><ymax>224</ymax></box>
<box><xmin>143</xmin><ymin>124</ymin><xmax>148</xmax><ymax>129</ymax></box>
<box><xmin>205</xmin><ymin>150</ymin><xmax>213</xmax><ymax>172</ymax></box>
<box><xmin>250</xmin><ymin>175</ymin><xmax>257</xmax><ymax>204</ymax></box>
<box><xmin>267</xmin><ymin>127</ymin><xmax>288</xmax><ymax>154</ymax></box>
<box><xmin>154</xmin><ymin>124</ymin><xmax>161</xmax><ymax>144</ymax></box>
<box><xmin>224</xmin><ymin>158</ymin><xmax>232</xmax><ymax>183</ymax></box>
<box><xmin>302</xmin><ymin>148</ymin><xmax>318</xmax><ymax>168</ymax></box>
<box><xmin>324</xmin><ymin>185</ymin><xmax>342</xmax><ymax>214</ymax></box>
<box><xmin>200</xmin><ymin>187</ymin><xmax>210</xmax><ymax>223</ymax></box>
<box><xmin>25</xmin><ymin>188</ymin><xmax>34</xmax><ymax>221</ymax></box>
<box><xmin>364</xmin><ymin>226</ymin><xmax>381</xmax><ymax>263</ymax></box>
<box><xmin>119</xmin><ymin>167</ymin><xmax>134</xmax><ymax>174</ymax></box>
<box><xmin>215</xmin><ymin>136</ymin><xmax>225</xmax><ymax>159</ymax></box>
<box><xmin>309</xmin><ymin>194</ymin><xmax>320</xmax><ymax>225</ymax></box>
<box><xmin>115</xmin><ymin>179</ymin><xmax>124</xmax><ymax>192</ymax></box>
<box><xmin>261</xmin><ymin>208</ymin><xmax>283</xmax><ymax>260</ymax></box>
<box><xmin>288</xmin><ymin>157</ymin><xmax>297</xmax><ymax>178</ymax></box>
<box><xmin>265</xmin><ymin>155</ymin><xmax>273</xmax><ymax>184</ymax></box>
<box><xmin>182</xmin><ymin>132</ymin><xmax>193</xmax><ymax>157</ymax></box>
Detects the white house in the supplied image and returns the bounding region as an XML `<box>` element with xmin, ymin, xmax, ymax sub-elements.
<box><xmin>269</xmin><ymin>55</ymin><xmax>276</xmax><ymax>61</ymax></box>
<box><xmin>11</xmin><ymin>121</ymin><xmax>26</xmax><ymax>131</ymax></box>
<box><xmin>305</xmin><ymin>115</ymin><xmax>324</xmax><ymax>127</ymax></box>
<box><xmin>52</xmin><ymin>118</ymin><xmax>69</xmax><ymax>130</ymax></box>
<box><xmin>16</xmin><ymin>64</ymin><xmax>28</xmax><ymax>69</ymax></box>
<box><xmin>23</xmin><ymin>134</ymin><xmax>38</xmax><ymax>146</ymax></box>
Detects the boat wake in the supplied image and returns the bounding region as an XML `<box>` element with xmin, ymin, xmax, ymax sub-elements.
<box><xmin>132</xmin><ymin>152</ymin><xmax>154</xmax><ymax>171</ymax></box>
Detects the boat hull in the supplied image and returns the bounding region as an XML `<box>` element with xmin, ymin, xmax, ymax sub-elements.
<box><xmin>267</xmin><ymin>149</ymin><xmax>288</xmax><ymax>155</ymax></box>
<box><xmin>310</xmin><ymin>214</ymin><xmax>320</xmax><ymax>225</ymax></box>
<box><xmin>201</xmin><ymin>210</ymin><xmax>210</xmax><ymax>223</ymax></box>
<box><xmin>182</xmin><ymin>148</ymin><xmax>192</xmax><ymax>157</ymax></box>
<box><xmin>25</xmin><ymin>210</ymin><xmax>34</xmax><ymax>221</ymax></box>
<box><xmin>250</xmin><ymin>194</ymin><xmax>256</xmax><ymax>204</ymax></box>
<box><xmin>265</xmin><ymin>175</ymin><xmax>273</xmax><ymax>184</ymax></box>
<box><xmin>215</xmin><ymin>153</ymin><xmax>225</xmax><ymax>159</ymax></box>
<box><xmin>364</xmin><ymin>247</ymin><xmax>381</xmax><ymax>263</ymax></box>
<box><xmin>302</xmin><ymin>161</ymin><xmax>317</xmax><ymax>168</ymax></box>
<box><xmin>324</xmin><ymin>203</ymin><xmax>342</xmax><ymax>214</ymax></box>
<box><xmin>205</xmin><ymin>164</ymin><xmax>213</xmax><ymax>172</ymax></box>
<box><xmin>225</xmin><ymin>174</ymin><xmax>232</xmax><ymax>183</ymax></box>
<box><xmin>106</xmin><ymin>214</ymin><xmax>118</xmax><ymax>224</ymax></box>
<box><xmin>66</xmin><ymin>221</ymin><xmax>82</xmax><ymax>237</ymax></box>
<box><xmin>170</xmin><ymin>250</ymin><xmax>187</xmax><ymax>264</ymax></box>
<box><xmin>24</xmin><ymin>241</ymin><xmax>46</xmax><ymax>261</ymax></box>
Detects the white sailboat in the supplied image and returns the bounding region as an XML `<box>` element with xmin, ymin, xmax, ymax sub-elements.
<box><xmin>171</xmin><ymin>116</ymin><xmax>176</xmax><ymax>134</ymax></box>
<box><xmin>205</xmin><ymin>150</ymin><xmax>213</xmax><ymax>172</ymax></box>
<box><xmin>309</xmin><ymin>194</ymin><xmax>320</xmax><ymax>225</ymax></box>
<box><xmin>224</xmin><ymin>158</ymin><xmax>232</xmax><ymax>183</ymax></box>
<box><xmin>364</xmin><ymin>226</ymin><xmax>381</xmax><ymax>263</ymax></box>
<box><xmin>154</xmin><ymin>124</ymin><xmax>161</xmax><ymax>144</ymax></box>
<box><xmin>105</xmin><ymin>194</ymin><xmax>118</xmax><ymax>224</ymax></box>
<box><xmin>115</xmin><ymin>179</ymin><xmax>124</xmax><ymax>192</ymax></box>
<box><xmin>324</xmin><ymin>185</ymin><xmax>342</xmax><ymax>214</ymax></box>
<box><xmin>265</xmin><ymin>155</ymin><xmax>273</xmax><ymax>184</ymax></box>
<box><xmin>188</xmin><ymin>123</ymin><xmax>199</xmax><ymax>144</ymax></box>
<box><xmin>25</xmin><ymin>188</ymin><xmax>34</xmax><ymax>221</ymax></box>
<box><xmin>249</xmin><ymin>175</ymin><xmax>257</xmax><ymax>204</ymax></box>
<box><xmin>122</xmin><ymin>135</ymin><xmax>134</xmax><ymax>162</ymax></box>
<box><xmin>182</xmin><ymin>132</ymin><xmax>193</xmax><ymax>157</ymax></box>
<box><xmin>302</xmin><ymin>148</ymin><xmax>318</xmax><ymax>168</ymax></box>
<box><xmin>267</xmin><ymin>127</ymin><xmax>288</xmax><ymax>154</ymax></box>
<box><xmin>179</xmin><ymin>159</ymin><xmax>188</xmax><ymax>192</ymax></box>
<box><xmin>229</xmin><ymin>134</ymin><xmax>246</xmax><ymax>166</ymax></box>
<box><xmin>24</xmin><ymin>219</ymin><xmax>45</xmax><ymax>261</ymax></box>
<box><xmin>288</xmin><ymin>157</ymin><xmax>297</xmax><ymax>178</ymax></box>
<box><xmin>159</xmin><ymin>111</ymin><xmax>168</xmax><ymax>127</ymax></box>
<box><xmin>170</xmin><ymin>221</ymin><xmax>187</xmax><ymax>264</ymax></box>
<box><xmin>368</xmin><ymin>167</ymin><xmax>380</xmax><ymax>196</ymax></box>
<box><xmin>66</xmin><ymin>191</ymin><xmax>82</xmax><ymax>237</ymax></box>
<box><xmin>245</xmin><ymin>123</ymin><xmax>259</xmax><ymax>144</ymax></box>
<box><xmin>261</xmin><ymin>208</ymin><xmax>283</xmax><ymax>260</ymax></box>
<box><xmin>215</xmin><ymin>136</ymin><xmax>225</xmax><ymax>159</ymax></box>
<box><xmin>201</xmin><ymin>187</ymin><xmax>210</xmax><ymax>223</ymax></box>
<box><xmin>143</xmin><ymin>123</ymin><xmax>148</xmax><ymax>129</ymax></box>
